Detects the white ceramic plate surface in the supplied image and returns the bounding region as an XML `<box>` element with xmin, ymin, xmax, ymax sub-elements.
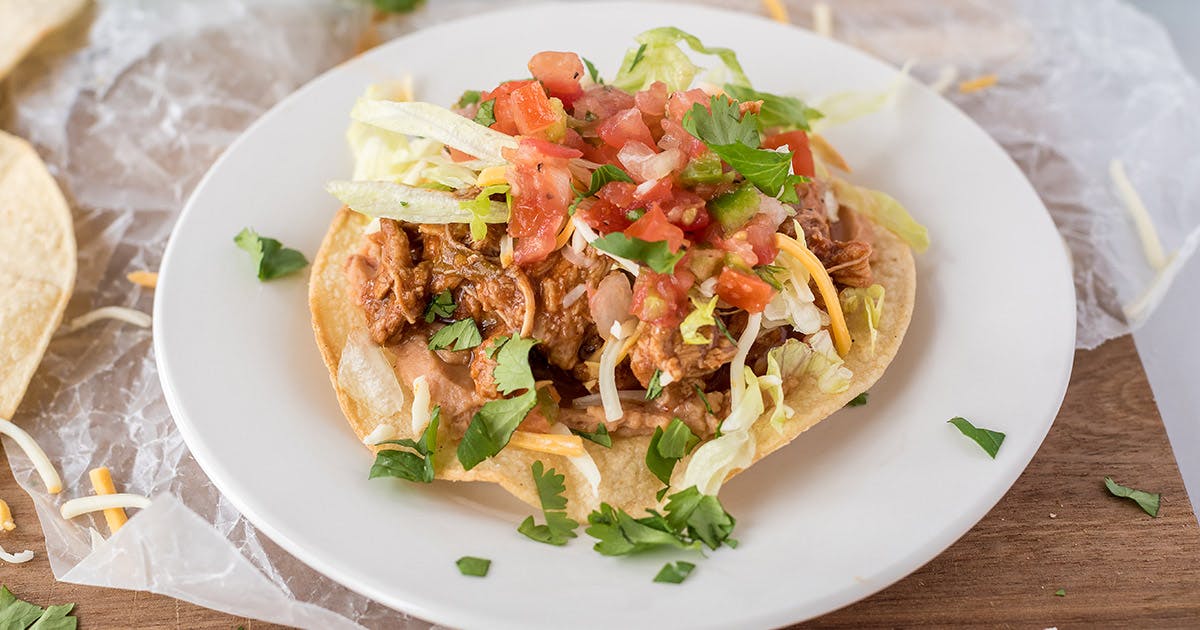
<box><xmin>155</xmin><ymin>3</ymin><xmax>1076</xmax><ymax>628</ymax></box>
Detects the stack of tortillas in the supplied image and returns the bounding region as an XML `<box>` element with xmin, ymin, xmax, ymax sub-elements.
<box><xmin>0</xmin><ymin>0</ymin><xmax>86</xmax><ymax>419</ymax></box>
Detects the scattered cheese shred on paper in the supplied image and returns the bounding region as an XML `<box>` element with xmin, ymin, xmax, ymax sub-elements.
<box><xmin>958</xmin><ymin>73</ymin><xmax>998</xmax><ymax>94</ymax></box>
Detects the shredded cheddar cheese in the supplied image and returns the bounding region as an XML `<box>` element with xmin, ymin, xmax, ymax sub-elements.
<box><xmin>763</xmin><ymin>0</ymin><xmax>789</xmax><ymax>23</ymax></box>
<box><xmin>776</xmin><ymin>233</ymin><xmax>852</xmax><ymax>356</ymax></box>
<box><xmin>0</xmin><ymin>499</ymin><xmax>14</xmax><ymax>532</ymax></box>
<box><xmin>476</xmin><ymin>165</ymin><xmax>508</xmax><ymax>188</ymax></box>
<box><xmin>88</xmin><ymin>467</ymin><xmax>129</xmax><ymax>534</ymax></box>
<box><xmin>126</xmin><ymin>271</ymin><xmax>158</xmax><ymax>288</ymax></box>
<box><xmin>508</xmin><ymin>430</ymin><xmax>586</xmax><ymax>458</ymax></box>
<box><xmin>958</xmin><ymin>74</ymin><xmax>998</xmax><ymax>94</ymax></box>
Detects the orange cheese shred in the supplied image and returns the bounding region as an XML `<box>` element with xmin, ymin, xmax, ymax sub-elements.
<box><xmin>88</xmin><ymin>467</ymin><xmax>129</xmax><ymax>534</ymax></box>
<box><xmin>775</xmin><ymin>233</ymin><xmax>852</xmax><ymax>356</ymax></box>
<box><xmin>958</xmin><ymin>74</ymin><xmax>998</xmax><ymax>94</ymax></box>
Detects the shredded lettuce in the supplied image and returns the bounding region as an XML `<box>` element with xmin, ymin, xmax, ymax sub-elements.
<box><xmin>839</xmin><ymin>284</ymin><xmax>886</xmax><ymax>354</ymax></box>
<box><xmin>762</xmin><ymin>339</ymin><xmax>813</xmax><ymax>428</ymax></box>
<box><xmin>680</xmin><ymin>367</ymin><xmax>762</xmax><ymax>495</ymax></box>
<box><xmin>763</xmin><ymin>252</ymin><xmax>823</xmax><ymax>334</ymax></box>
<box><xmin>327</xmin><ymin>180</ymin><xmax>509</xmax><ymax>224</ymax></box>
<box><xmin>351</xmin><ymin>99</ymin><xmax>517</xmax><ymax>166</ymax></box>
<box><xmin>812</xmin><ymin>61</ymin><xmax>912</xmax><ymax>130</ymax></box>
<box><xmin>832</xmin><ymin>178</ymin><xmax>929</xmax><ymax>253</ymax></box>
<box><xmin>613</xmin><ymin>27</ymin><xmax>751</xmax><ymax>93</ymax></box>
<box><xmin>679</xmin><ymin>296</ymin><xmax>718</xmax><ymax>345</ymax></box>
<box><xmin>459</xmin><ymin>184</ymin><xmax>511</xmax><ymax>241</ymax></box>
<box><xmin>805</xmin><ymin>330</ymin><xmax>853</xmax><ymax>394</ymax></box>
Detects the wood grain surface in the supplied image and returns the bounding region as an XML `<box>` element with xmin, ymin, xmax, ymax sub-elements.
<box><xmin>1</xmin><ymin>336</ymin><xmax>1197</xmax><ymax>629</ymax></box>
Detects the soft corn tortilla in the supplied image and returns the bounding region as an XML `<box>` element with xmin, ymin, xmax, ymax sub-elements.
<box><xmin>0</xmin><ymin>0</ymin><xmax>88</xmax><ymax>81</ymax></box>
<box><xmin>311</xmin><ymin>207</ymin><xmax>914</xmax><ymax>520</ymax></box>
<box><xmin>0</xmin><ymin>130</ymin><xmax>77</xmax><ymax>420</ymax></box>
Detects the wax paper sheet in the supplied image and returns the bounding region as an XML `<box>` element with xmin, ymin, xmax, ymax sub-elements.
<box><xmin>2</xmin><ymin>0</ymin><xmax>1197</xmax><ymax>628</ymax></box>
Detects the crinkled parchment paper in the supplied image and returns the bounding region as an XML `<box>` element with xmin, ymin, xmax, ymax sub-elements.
<box><xmin>1</xmin><ymin>1</ymin><xmax>1197</xmax><ymax>627</ymax></box>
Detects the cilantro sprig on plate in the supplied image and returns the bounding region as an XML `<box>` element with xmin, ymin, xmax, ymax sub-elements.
<box><xmin>586</xmin><ymin>485</ymin><xmax>736</xmax><ymax>556</ymax></box>
<box><xmin>233</xmin><ymin>227</ymin><xmax>309</xmax><ymax>280</ymax></box>
<box><xmin>518</xmin><ymin>461</ymin><xmax>580</xmax><ymax>545</ymax></box>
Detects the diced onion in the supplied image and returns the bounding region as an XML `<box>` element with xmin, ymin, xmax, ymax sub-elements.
<box><xmin>60</xmin><ymin>494</ymin><xmax>152</xmax><ymax>520</ymax></box>
<box><xmin>363</xmin><ymin>424</ymin><xmax>398</xmax><ymax>445</ymax></box>
<box><xmin>0</xmin><ymin>543</ymin><xmax>33</xmax><ymax>564</ymax></box>
<box><xmin>560</xmin><ymin>242</ymin><xmax>592</xmax><ymax>268</ymax></box>
<box><xmin>0</xmin><ymin>418</ymin><xmax>62</xmax><ymax>494</ymax></box>
<box><xmin>571</xmin><ymin>390</ymin><xmax>649</xmax><ymax>408</ymax></box>
<box><xmin>410</xmin><ymin>375</ymin><xmax>432</xmax><ymax>434</ymax></box>
<box><xmin>562</xmin><ymin>284</ymin><xmax>587</xmax><ymax>309</ymax></box>
<box><xmin>61</xmin><ymin>306</ymin><xmax>151</xmax><ymax>335</ymax></box>
<box><xmin>728</xmin><ymin>312</ymin><xmax>762</xmax><ymax>410</ymax></box>
<box><xmin>599</xmin><ymin>320</ymin><xmax>635</xmax><ymax>421</ymax></box>
<box><xmin>338</xmin><ymin>329</ymin><xmax>406</xmax><ymax>418</ymax></box>
<box><xmin>549</xmin><ymin>423</ymin><xmax>602</xmax><ymax>499</ymax></box>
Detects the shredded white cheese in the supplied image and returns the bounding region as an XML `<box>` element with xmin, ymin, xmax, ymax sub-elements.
<box><xmin>813</xmin><ymin>2</ymin><xmax>833</xmax><ymax>38</ymax></box>
<box><xmin>0</xmin><ymin>419</ymin><xmax>62</xmax><ymax>494</ymax></box>
<box><xmin>61</xmin><ymin>306</ymin><xmax>152</xmax><ymax>335</ymax></box>
<box><xmin>548</xmin><ymin>424</ymin><xmax>601</xmax><ymax>500</ymax></box>
<box><xmin>362</xmin><ymin>424</ymin><xmax>398</xmax><ymax>446</ymax></box>
<box><xmin>930</xmin><ymin>65</ymin><xmax>959</xmax><ymax>95</ymax></box>
<box><xmin>698</xmin><ymin>277</ymin><xmax>718</xmax><ymax>298</ymax></box>
<box><xmin>1110</xmin><ymin>158</ymin><xmax>1168</xmax><ymax>271</ymax></box>
<box><xmin>729</xmin><ymin>312</ymin><xmax>763</xmax><ymax>410</ymax></box>
<box><xmin>60</xmin><ymin>494</ymin><xmax>152</xmax><ymax>520</ymax></box>
<box><xmin>658</xmin><ymin>371</ymin><xmax>676</xmax><ymax>387</ymax></box>
<box><xmin>0</xmin><ymin>543</ymin><xmax>33</xmax><ymax>564</ymax></box>
<box><xmin>410</xmin><ymin>375</ymin><xmax>432</xmax><ymax>435</ymax></box>
<box><xmin>599</xmin><ymin>320</ymin><xmax>635</xmax><ymax>421</ymax></box>
<box><xmin>561</xmin><ymin>284</ymin><xmax>587</xmax><ymax>309</ymax></box>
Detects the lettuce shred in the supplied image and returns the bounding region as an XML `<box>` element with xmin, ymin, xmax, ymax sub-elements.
<box><xmin>613</xmin><ymin>27</ymin><xmax>751</xmax><ymax>93</ymax></box>
<box><xmin>832</xmin><ymin>178</ymin><xmax>930</xmax><ymax>253</ymax></box>
<box><xmin>839</xmin><ymin>284</ymin><xmax>886</xmax><ymax>354</ymax></box>
<box><xmin>679</xmin><ymin>296</ymin><xmax>718</xmax><ymax>345</ymax></box>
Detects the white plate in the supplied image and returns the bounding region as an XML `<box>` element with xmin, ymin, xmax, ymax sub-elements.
<box><xmin>155</xmin><ymin>3</ymin><xmax>1076</xmax><ymax>628</ymax></box>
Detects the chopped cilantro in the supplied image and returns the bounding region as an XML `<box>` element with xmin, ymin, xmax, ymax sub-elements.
<box><xmin>517</xmin><ymin>461</ymin><xmax>580</xmax><ymax>546</ymax></box>
<box><xmin>571</xmin><ymin>164</ymin><xmax>634</xmax><ymax>213</ymax></box>
<box><xmin>628</xmin><ymin>43</ymin><xmax>648</xmax><ymax>72</ymax></box>
<box><xmin>845</xmin><ymin>392</ymin><xmax>869</xmax><ymax>407</ymax></box>
<box><xmin>947</xmin><ymin>417</ymin><xmax>1005</xmax><ymax>459</ymax></box>
<box><xmin>233</xmin><ymin>227</ymin><xmax>308</xmax><ymax>280</ymax></box>
<box><xmin>0</xmin><ymin>586</ymin><xmax>76</xmax><ymax>630</ymax></box>
<box><xmin>585</xmin><ymin>486</ymin><xmax>736</xmax><ymax>556</ymax></box>
<box><xmin>754</xmin><ymin>264</ymin><xmax>785</xmax><ymax>291</ymax></box>
<box><xmin>625</xmin><ymin>208</ymin><xmax>646</xmax><ymax>222</ymax></box>
<box><xmin>456</xmin><ymin>391</ymin><xmax>537</xmax><ymax>470</ymax></box>
<box><xmin>645</xmin><ymin>369</ymin><xmax>665</xmax><ymax>401</ymax></box>
<box><xmin>1104</xmin><ymin>477</ymin><xmax>1161</xmax><ymax>517</ymax></box>
<box><xmin>428</xmin><ymin>319</ymin><xmax>483</xmax><ymax>351</ymax></box>
<box><xmin>474</xmin><ymin>99</ymin><xmax>497</xmax><ymax>127</ymax></box>
<box><xmin>490</xmin><ymin>335</ymin><xmax>539</xmax><ymax>394</ymax></box>
<box><xmin>424</xmin><ymin>290</ymin><xmax>455</xmax><ymax>323</ymax></box>
<box><xmin>712</xmin><ymin>315</ymin><xmax>737</xmax><ymax>344</ymax></box>
<box><xmin>455</xmin><ymin>90</ymin><xmax>482</xmax><ymax>109</ymax></box>
<box><xmin>456</xmin><ymin>556</ymin><xmax>491</xmax><ymax>577</ymax></box>
<box><xmin>571</xmin><ymin>423</ymin><xmax>612</xmax><ymax>448</ymax></box>
<box><xmin>654</xmin><ymin>561</ymin><xmax>696</xmax><ymax>584</ymax></box>
<box><xmin>683</xmin><ymin>95</ymin><xmax>759</xmax><ymax>147</ymax></box>
<box><xmin>372</xmin><ymin>0</ymin><xmax>423</xmax><ymax>12</ymax></box>
<box><xmin>1054</xmin><ymin>588</ymin><xmax>1066</xmax><ymax>597</ymax></box>
<box><xmin>663</xmin><ymin>486</ymin><xmax>737</xmax><ymax>550</ymax></box>
<box><xmin>590</xmin><ymin>232</ymin><xmax>684</xmax><ymax>274</ymax></box>
<box><xmin>369</xmin><ymin>407</ymin><xmax>440</xmax><ymax>483</ymax></box>
<box><xmin>582</xmin><ymin>57</ymin><xmax>604</xmax><ymax>84</ymax></box>
<box><xmin>645</xmin><ymin>419</ymin><xmax>699</xmax><ymax>486</ymax></box>
<box><xmin>692</xmin><ymin>383</ymin><xmax>714</xmax><ymax>415</ymax></box>
<box><xmin>723</xmin><ymin>84</ymin><xmax>823</xmax><ymax>132</ymax></box>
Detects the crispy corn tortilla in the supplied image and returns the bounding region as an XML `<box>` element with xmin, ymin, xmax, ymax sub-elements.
<box><xmin>0</xmin><ymin>0</ymin><xmax>88</xmax><ymax>81</ymax></box>
<box><xmin>0</xmin><ymin>130</ymin><xmax>76</xmax><ymax>420</ymax></box>
<box><xmin>311</xmin><ymin>207</ymin><xmax>914</xmax><ymax>520</ymax></box>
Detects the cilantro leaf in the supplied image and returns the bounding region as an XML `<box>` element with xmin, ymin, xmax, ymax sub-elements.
<box><xmin>709</xmin><ymin>142</ymin><xmax>807</xmax><ymax>202</ymax></box>
<box><xmin>517</xmin><ymin>461</ymin><xmax>580</xmax><ymax>546</ymax></box>
<box><xmin>723</xmin><ymin>84</ymin><xmax>823</xmax><ymax>132</ymax></box>
<box><xmin>428</xmin><ymin>319</ymin><xmax>483</xmax><ymax>351</ymax></box>
<box><xmin>1054</xmin><ymin>588</ymin><xmax>1066</xmax><ymax>597</ymax></box>
<box><xmin>456</xmin><ymin>391</ymin><xmax>537</xmax><ymax>470</ymax></box>
<box><xmin>628</xmin><ymin>43</ymin><xmax>648</xmax><ymax>72</ymax></box>
<box><xmin>645</xmin><ymin>419</ymin><xmax>698</xmax><ymax>485</ymax></box>
<box><xmin>845</xmin><ymin>392</ymin><xmax>869</xmax><ymax>407</ymax></box>
<box><xmin>582</xmin><ymin>57</ymin><xmax>604</xmax><ymax>84</ymax></box>
<box><xmin>369</xmin><ymin>407</ymin><xmax>440</xmax><ymax>483</ymax></box>
<box><xmin>491</xmin><ymin>335</ymin><xmax>539</xmax><ymax>394</ymax></box>
<box><xmin>645</xmin><ymin>369</ymin><xmax>665</xmax><ymax>401</ymax></box>
<box><xmin>1104</xmin><ymin>477</ymin><xmax>1161</xmax><ymax>517</ymax></box>
<box><xmin>456</xmin><ymin>556</ymin><xmax>491</xmax><ymax>577</ymax></box>
<box><xmin>755</xmin><ymin>264</ymin><xmax>785</xmax><ymax>291</ymax></box>
<box><xmin>712</xmin><ymin>315</ymin><xmax>737</xmax><ymax>344</ymax></box>
<box><xmin>474</xmin><ymin>99</ymin><xmax>497</xmax><ymax>127</ymax></box>
<box><xmin>0</xmin><ymin>586</ymin><xmax>76</xmax><ymax>630</ymax></box>
<box><xmin>571</xmin><ymin>164</ymin><xmax>634</xmax><ymax>213</ymax></box>
<box><xmin>654</xmin><ymin>561</ymin><xmax>696</xmax><ymax>584</ymax></box>
<box><xmin>947</xmin><ymin>417</ymin><xmax>1005</xmax><ymax>459</ymax></box>
<box><xmin>29</xmin><ymin>604</ymin><xmax>75</xmax><ymax>630</ymax></box>
<box><xmin>585</xmin><ymin>503</ymin><xmax>698</xmax><ymax>556</ymax></box>
<box><xmin>233</xmin><ymin>228</ymin><xmax>309</xmax><ymax>280</ymax></box>
<box><xmin>692</xmin><ymin>383</ymin><xmax>714</xmax><ymax>415</ymax></box>
<box><xmin>682</xmin><ymin>96</ymin><xmax>759</xmax><ymax>148</ymax></box>
<box><xmin>372</xmin><ymin>0</ymin><xmax>423</xmax><ymax>12</ymax></box>
<box><xmin>663</xmin><ymin>486</ymin><xmax>737</xmax><ymax>550</ymax></box>
<box><xmin>571</xmin><ymin>423</ymin><xmax>612</xmax><ymax>448</ymax></box>
<box><xmin>455</xmin><ymin>90</ymin><xmax>482</xmax><ymax>109</ymax></box>
<box><xmin>590</xmin><ymin>232</ymin><xmax>684</xmax><ymax>274</ymax></box>
<box><xmin>424</xmin><ymin>290</ymin><xmax>455</xmax><ymax>323</ymax></box>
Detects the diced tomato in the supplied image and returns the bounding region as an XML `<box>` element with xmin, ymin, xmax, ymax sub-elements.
<box><xmin>504</xmin><ymin>138</ymin><xmax>582</xmax><ymax>265</ymax></box>
<box><xmin>624</xmin><ymin>206</ymin><xmax>686</xmax><ymax>252</ymax></box>
<box><xmin>561</xmin><ymin>128</ymin><xmax>588</xmax><ymax>153</ymax></box>
<box><xmin>707</xmin><ymin>224</ymin><xmax>759</xmax><ymax>267</ymax></box>
<box><xmin>658</xmin><ymin>118</ymin><xmax>707</xmax><ymax>158</ymax></box>
<box><xmin>580</xmin><ymin>139</ymin><xmax>622</xmax><ymax>167</ymax></box>
<box><xmin>631</xmin><ymin>268</ymin><xmax>695</xmax><ymax>326</ymax></box>
<box><xmin>597</xmin><ymin>180</ymin><xmax>638</xmax><ymax>208</ymax></box>
<box><xmin>597</xmin><ymin>108</ymin><xmax>656</xmax><ymax>149</ymax></box>
<box><xmin>715</xmin><ymin>267</ymin><xmax>775</xmax><ymax>313</ymax></box>
<box><xmin>528</xmin><ymin>51</ymin><xmax>584</xmax><ymax>107</ymax></box>
<box><xmin>509</xmin><ymin>81</ymin><xmax>560</xmax><ymax>137</ymax></box>
<box><xmin>635</xmin><ymin>81</ymin><xmax>669</xmax><ymax>141</ymax></box>
<box><xmin>632</xmin><ymin>178</ymin><xmax>673</xmax><ymax>206</ymax></box>
<box><xmin>571</xmin><ymin>85</ymin><xmax>636</xmax><ymax>121</ymax></box>
<box><xmin>656</xmin><ymin>187</ymin><xmax>710</xmax><ymax>232</ymax></box>
<box><xmin>741</xmin><ymin>214</ymin><xmax>780</xmax><ymax>265</ymax></box>
<box><xmin>483</xmin><ymin>80</ymin><xmax>537</xmax><ymax>135</ymax></box>
<box><xmin>619</xmin><ymin>142</ymin><xmax>685</xmax><ymax>183</ymax></box>
<box><xmin>578</xmin><ymin>198</ymin><xmax>633</xmax><ymax>232</ymax></box>
<box><xmin>762</xmin><ymin>130</ymin><xmax>815</xmax><ymax>178</ymax></box>
<box><xmin>665</xmin><ymin>88</ymin><xmax>712</xmax><ymax>122</ymax></box>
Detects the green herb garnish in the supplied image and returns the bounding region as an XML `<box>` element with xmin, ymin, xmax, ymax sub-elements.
<box><xmin>645</xmin><ymin>419</ymin><xmax>699</xmax><ymax>486</ymax></box>
<box><xmin>372</xmin><ymin>0</ymin><xmax>423</xmax><ymax>13</ymax></box>
<box><xmin>474</xmin><ymin>99</ymin><xmax>497</xmax><ymax>127</ymax></box>
<box><xmin>1054</xmin><ymin>588</ymin><xmax>1066</xmax><ymax>597</ymax></box>
<box><xmin>455</xmin><ymin>90</ymin><xmax>482</xmax><ymax>109</ymax></box>
<box><xmin>369</xmin><ymin>407</ymin><xmax>440</xmax><ymax>483</ymax></box>
<box><xmin>424</xmin><ymin>290</ymin><xmax>455</xmax><ymax>323</ymax></box>
<box><xmin>582</xmin><ymin>57</ymin><xmax>604</xmax><ymax>84</ymax></box>
<box><xmin>585</xmin><ymin>486</ymin><xmax>736</xmax><ymax>556</ymax></box>
<box><xmin>645</xmin><ymin>369</ymin><xmax>665</xmax><ymax>401</ymax></box>
<box><xmin>456</xmin><ymin>556</ymin><xmax>491</xmax><ymax>577</ymax></box>
<box><xmin>571</xmin><ymin>164</ymin><xmax>634</xmax><ymax>213</ymax></box>
<box><xmin>234</xmin><ymin>228</ymin><xmax>309</xmax><ymax>280</ymax></box>
<box><xmin>490</xmin><ymin>335</ymin><xmax>539</xmax><ymax>394</ymax></box>
<box><xmin>428</xmin><ymin>319</ymin><xmax>483</xmax><ymax>351</ymax></box>
<box><xmin>723</xmin><ymin>84</ymin><xmax>823</xmax><ymax>131</ymax></box>
<box><xmin>571</xmin><ymin>423</ymin><xmax>612</xmax><ymax>448</ymax></box>
<box><xmin>693</xmin><ymin>383</ymin><xmax>714</xmax><ymax>415</ymax></box>
<box><xmin>628</xmin><ymin>43</ymin><xmax>648</xmax><ymax>72</ymax></box>
<box><xmin>590</xmin><ymin>232</ymin><xmax>684</xmax><ymax>274</ymax></box>
<box><xmin>754</xmin><ymin>264</ymin><xmax>785</xmax><ymax>291</ymax></box>
<box><xmin>712</xmin><ymin>315</ymin><xmax>737</xmax><ymax>344</ymax></box>
<box><xmin>517</xmin><ymin>461</ymin><xmax>580</xmax><ymax>545</ymax></box>
<box><xmin>0</xmin><ymin>586</ymin><xmax>77</xmax><ymax>630</ymax></box>
<box><xmin>626</xmin><ymin>208</ymin><xmax>646</xmax><ymax>222</ymax></box>
<box><xmin>947</xmin><ymin>417</ymin><xmax>1005</xmax><ymax>459</ymax></box>
<box><xmin>456</xmin><ymin>335</ymin><xmax>541</xmax><ymax>469</ymax></box>
<box><xmin>653</xmin><ymin>561</ymin><xmax>696</xmax><ymax>584</ymax></box>
<box><xmin>845</xmin><ymin>392</ymin><xmax>869</xmax><ymax>407</ymax></box>
<box><xmin>1104</xmin><ymin>477</ymin><xmax>1161</xmax><ymax>517</ymax></box>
